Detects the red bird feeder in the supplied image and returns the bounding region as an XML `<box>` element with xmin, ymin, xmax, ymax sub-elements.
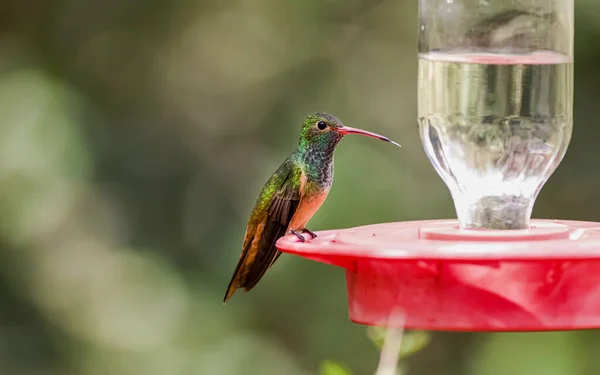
<box><xmin>278</xmin><ymin>220</ymin><xmax>600</xmax><ymax>331</ymax></box>
<box><xmin>276</xmin><ymin>0</ymin><xmax>589</xmax><ymax>332</ymax></box>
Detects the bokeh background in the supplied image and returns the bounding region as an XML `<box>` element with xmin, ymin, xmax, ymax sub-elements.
<box><xmin>1</xmin><ymin>0</ymin><xmax>600</xmax><ymax>374</ymax></box>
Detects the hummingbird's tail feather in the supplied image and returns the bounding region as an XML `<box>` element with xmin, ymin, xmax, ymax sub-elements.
<box><xmin>223</xmin><ymin>226</ymin><xmax>258</xmax><ymax>304</ymax></box>
<box><xmin>222</xmin><ymin>244</ymin><xmax>283</xmax><ymax>304</ymax></box>
<box><xmin>223</xmin><ymin>261</ymin><xmax>243</xmax><ymax>304</ymax></box>
<box><xmin>223</xmin><ymin>286</ymin><xmax>236</xmax><ymax>304</ymax></box>
<box><xmin>222</xmin><ymin>218</ymin><xmax>286</xmax><ymax>303</ymax></box>
<box><xmin>223</xmin><ymin>220</ymin><xmax>290</xmax><ymax>303</ymax></box>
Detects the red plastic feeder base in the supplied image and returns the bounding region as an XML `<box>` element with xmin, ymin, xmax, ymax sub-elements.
<box><xmin>276</xmin><ymin>219</ymin><xmax>600</xmax><ymax>332</ymax></box>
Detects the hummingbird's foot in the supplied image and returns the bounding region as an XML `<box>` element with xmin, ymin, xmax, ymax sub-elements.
<box><xmin>291</xmin><ymin>230</ymin><xmax>306</xmax><ymax>242</ymax></box>
<box><xmin>301</xmin><ymin>228</ymin><xmax>318</xmax><ymax>239</ymax></box>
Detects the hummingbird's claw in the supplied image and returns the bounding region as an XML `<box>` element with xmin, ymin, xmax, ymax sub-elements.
<box><xmin>291</xmin><ymin>230</ymin><xmax>306</xmax><ymax>242</ymax></box>
<box><xmin>302</xmin><ymin>228</ymin><xmax>318</xmax><ymax>239</ymax></box>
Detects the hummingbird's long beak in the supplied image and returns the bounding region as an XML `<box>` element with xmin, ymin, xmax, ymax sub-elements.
<box><xmin>338</xmin><ymin>126</ymin><xmax>401</xmax><ymax>147</ymax></box>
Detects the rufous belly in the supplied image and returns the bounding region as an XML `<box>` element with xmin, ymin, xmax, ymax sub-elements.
<box><xmin>287</xmin><ymin>190</ymin><xmax>329</xmax><ymax>232</ymax></box>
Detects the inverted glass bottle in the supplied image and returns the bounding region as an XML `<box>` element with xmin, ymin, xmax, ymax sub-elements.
<box><xmin>417</xmin><ymin>0</ymin><xmax>574</xmax><ymax>229</ymax></box>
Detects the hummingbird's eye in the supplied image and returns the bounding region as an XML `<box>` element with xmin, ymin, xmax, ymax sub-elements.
<box><xmin>316</xmin><ymin>121</ymin><xmax>327</xmax><ymax>130</ymax></box>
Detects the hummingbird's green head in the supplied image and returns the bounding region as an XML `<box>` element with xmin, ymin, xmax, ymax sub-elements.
<box><xmin>299</xmin><ymin>112</ymin><xmax>344</xmax><ymax>148</ymax></box>
<box><xmin>298</xmin><ymin>112</ymin><xmax>401</xmax><ymax>152</ymax></box>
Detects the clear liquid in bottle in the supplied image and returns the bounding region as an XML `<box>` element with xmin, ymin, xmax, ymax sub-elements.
<box><xmin>418</xmin><ymin>50</ymin><xmax>573</xmax><ymax>229</ymax></box>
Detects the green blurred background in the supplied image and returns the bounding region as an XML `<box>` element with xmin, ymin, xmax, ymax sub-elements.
<box><xmin>1</xmin><ymin>0</ymin><xmax>600</xmax><ymax>374</ymax></box>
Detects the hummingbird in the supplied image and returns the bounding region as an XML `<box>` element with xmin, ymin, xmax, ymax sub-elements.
<box><xmin>223</xmin><ymin>112</ymin><xmax>400</xmax><ymax>303</ymax></box>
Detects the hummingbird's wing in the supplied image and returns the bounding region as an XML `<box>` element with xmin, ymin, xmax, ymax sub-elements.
<box><xmin>223</xmin><ymin>159</ymin><xmax>302</xmax><ymax>303</ymax></box>
<box><xmin>244</xmin><ymin>180</ymin><xmax>300</xmax><ymax>289</ymax></box>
